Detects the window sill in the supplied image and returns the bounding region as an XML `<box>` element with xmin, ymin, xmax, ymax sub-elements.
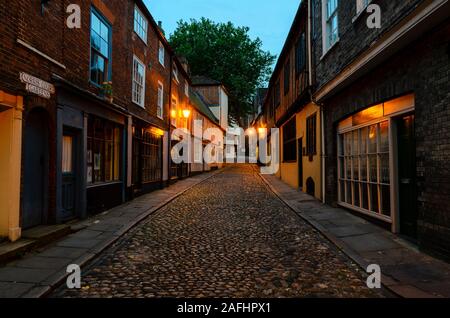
<box><xmin>352</xmin><ymin>9</ymin><xmax>367</xmax><ymax>24</ymax></box>
<box><xmin>132</xmin><ymin>100</ymin><xmax>145</xmax><ymax>108</ymax></box>
<box><xmin>320</xmin><ymin>38</ymin><xmax>340</xmax><ymax>61</ymax></box>
<box><xmin>134</xmin><ymin>32</ymin><xmax>148</xmax><ymax>46</ymax></box>
<box><xmin>87</xmin><ymin>180</ymin><xmax>123</xmax><ymax>189</ymax></box>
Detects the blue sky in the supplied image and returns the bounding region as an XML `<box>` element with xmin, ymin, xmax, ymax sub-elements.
<box><xmin>143</xmin><ymin>0</ymin><xmax>300</xmax><ymax>59</ymax></box>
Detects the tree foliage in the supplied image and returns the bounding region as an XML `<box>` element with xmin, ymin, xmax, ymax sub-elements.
<box><xmin>169</xmin><ymin>18</ymin><xmax>276</xmax><ymax>126</ymax></box>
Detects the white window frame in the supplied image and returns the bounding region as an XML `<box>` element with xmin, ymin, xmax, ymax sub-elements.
<box><xmin>132</xmin><ymin>55</ymin><xmax>146</xmax><ymax>107</ymax></box>
<box><xmin>171</xmin><ymin>96</ymin><xmax>177</xmax><ymax>127</ymax></box>
<box><xmin>173</xmin><ymin>64</ymin><xmax>179</xmax><ymax>83</ymax></box>
<box><xmin>157</xmin><ymin>81</ymin><xmax>164</xmax><ymax>119</ymax></box>
<box><xmin>134</xmin><ymin>6</ymin><xmax>148</xmax><ymax>44</ymax></box>
<box><xmin>158</xmin><ymin>41</ymin><xmax>165</xmax><ymax>67</ymax></box>
<box><xmin>184</xmin><ymin>82</ymin><xmax>189</xmax><ymax>97</ymax></box>
<box><xmin>321</xmin><ymin>0</ymin><xmax>339</xmax><ymax>55</ymax></box>
<box><xmin>356</xmin><ymin>0</ymin><xmax>371</xmax><ymax>14</ymax></box>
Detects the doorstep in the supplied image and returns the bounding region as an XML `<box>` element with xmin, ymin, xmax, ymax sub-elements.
<box><xmin>260</xmin><ymin>173</ymin><xmax>450</xmax><ymax>298</ymax></box>
<box><xmin>0</xmin><ymin>225</ymin><xmax>73</xmax><ymax>265</ymax></box>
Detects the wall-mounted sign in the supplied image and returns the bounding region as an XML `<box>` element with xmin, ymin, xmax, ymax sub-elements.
<box><xmin>20</xmin><ymin>72</ymin><xmax>55</xmax><ymax>99</ymax></box>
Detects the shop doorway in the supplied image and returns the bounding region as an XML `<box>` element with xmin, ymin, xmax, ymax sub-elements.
<box><xmin>61</xmin><ymin>130</ymin><xmax>79</xmax><ymax>221</ymax></box>
<box><xmin>22</xmin><ymin>108</ymin><xmax>49</xmax><ymax>229</ymax></box>
<box><xmin>397</xmin><ymin>114</ymin><xmax>417</xmax><ymax>239</ymax></box>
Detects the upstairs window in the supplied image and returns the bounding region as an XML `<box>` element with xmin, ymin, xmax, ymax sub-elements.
<box><xmin>157</xmin><ymin>82</ymin><xmax>164</xmax><ymax>119</ymax></box>
<box><xmin>356</xmin><ymin>0</ymin><xmax>371</xmax><ymax>14</ymax></box>
<box><xmin>284</xmin><ymin>59</ymin><xmax>290</xmax><ymax>95</ymax></box>
<box><xmin>132</xmin><ymin>56</ymin><xmax>145</xmax><ymax>107</ymax></box>
<box><xmin>158</xmin><ymin>42</ymin><xmax>165</xmax><ymax>66</ymax></box>
<box><xmin>134</xmin><ymin>6</ymin><xmax>148</xmax><ymax>43</ymax></box>
<box><xmin>90</xmin><ymin>9</ymin><xmax>111</xmax><ymax>85</ymax></box>
<box><xmin>185</xmin><ymin>82</ymin><xmax>189</xmax><ymax>97</ymax></box>
<box><xmin>173</xmin><ymin>64</ymin><xmax>179</xmax><ymax>83</ymax></box>
<box><xmin>295</xmin><ymin>32</ymin><xmax>307</xmax><ymax>74</ymax></box>
<box><xmin>171</xmin><ymin>97</ymin><xmax>177</xmax><ymax>126</ymax></box>
<box><xmin>274</xmin><ymin>80</ymin><xmax>281</xmax><ymax>108</ymax></box>
<box><xmin>323</xmin><ymin>0</ymin><xmax>339</xmax><ymax>52</ymax></box>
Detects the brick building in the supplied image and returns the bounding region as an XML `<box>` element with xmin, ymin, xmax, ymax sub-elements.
<box><xmin>0</xmin><ymin>0</ymin><xmax>227</xmax><ymax>243</ymax></box>
<box><xmin>311</xmin><ymin>0</ymin><xmax>450</xmax><ymax>259</ymax></box>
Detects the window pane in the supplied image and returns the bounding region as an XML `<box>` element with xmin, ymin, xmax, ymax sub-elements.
<box><xmin>369</xmin><ymin>154</ymin><xmax>377</xmax><ymax>183</ymax></box>
<box><xmin>361</xmin><ymin>183</ymin><xmax>369</xmax><ymax>210</ymax></box>
<box><xmin>380</xmin><ymin>153</ymin><xmax>390</xmax><ymax>184</ymax></box>
<box><xmin>381</xmin><ymin>185</ymin><xmax>391</xmax><ymax>216</ymax></box>
<box><xmin>360</xmin><ymin>155</ymin><xmax>367</xmax><ymax>181</ymax></box>
<box><xmin>370</xmin><ymin>184</ymin><xmax>379</xmax><ymax>213</ymax></box>
<box><xmin>379</xmin><ymin>121</ymin><xmax>389</xmax><ymax>152</ymax></box>
<box><xmin>62</xmin><ymin>136</ymin><xmax>73</xmax><ymax>173</ymax></box>
<box><xmin>345</xmin><ymin>181</ymin><xmax>352</xmax><ymax>204</ymax></box>
<box><xmin>368</xmin><ymin>125</ymin><xmax>377</xmax><ymax>153</ymax></box>
<box><xmin>354</xmin><ymin>182</ymin><xmax>360</xmax><ymax>207</ymax></box>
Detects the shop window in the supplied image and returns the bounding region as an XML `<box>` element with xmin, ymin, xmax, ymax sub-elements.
<box><xmin>283</xmin><ymin>118</ymin><xmax>297</xmax><ymax>162</ymax></box>
<box><xmin>338</xmin><ymin>121</ymin><xmax>391</xmax><ymax>218</ymax></box>
<box><xmin>132</xmin><ymin>126</ymin><xmax>162</xmax><ymax>184</ymax></box>
<box><xmin>90</xmin><ymin>9</ymin><xmax>111</xmax><ymax>85</ymax></box>
<box><xmin>87</xmin><ymin>117</ymin><xmax>122</xmax><ymax>184</ymax></box>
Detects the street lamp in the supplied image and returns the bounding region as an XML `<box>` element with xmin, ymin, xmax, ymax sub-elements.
<box><xmin>182</xmin><ymin>109</ymin><xmax>191</xmax><ymax>119</ymax></box>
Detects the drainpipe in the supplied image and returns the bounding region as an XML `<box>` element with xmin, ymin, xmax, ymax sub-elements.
<box><xmin>307</xmin><ymin>0</ymin><xmax>326</xmax><ymax>204</ymax></box>
<box><xmin>167</xmin><ymin>54</ymin><xmax>173</xmax><ymax>184</ymax></box>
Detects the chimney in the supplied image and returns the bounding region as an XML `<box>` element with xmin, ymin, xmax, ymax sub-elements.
<box><xmin>158</xmin><ymin>21</ymin><xmax>165</xmax><ymax>35</ymax></box>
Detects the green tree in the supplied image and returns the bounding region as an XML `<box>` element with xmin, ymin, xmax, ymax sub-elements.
<box><xmin>169</xmin><ymin>18</ymin><xmax>276</xmax><ymax>126</ymax></box>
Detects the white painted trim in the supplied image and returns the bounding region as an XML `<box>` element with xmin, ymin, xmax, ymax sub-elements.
<box><xmin>17</xmin><ymin>39</ymin><xmax>66</xmax><ymax>69</ymax></box>
<box><xmin>315</xmin><ymin>0</ymin><xmax>449</xmax><ymax>101</ymax></box>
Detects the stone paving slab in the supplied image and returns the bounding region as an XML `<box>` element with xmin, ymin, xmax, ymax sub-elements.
<box><xmin>260</xmin><ymin>173</ymin><xmax>450</xmax><ymax>298</ymax></box>
<box><xmin>0</xmin><ymin>170</ymin><xmax>222</xmax><ymax>298</ymax></box>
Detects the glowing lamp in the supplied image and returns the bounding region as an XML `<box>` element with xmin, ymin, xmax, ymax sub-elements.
<box><xmin>182</xmin><ymin>109</ymin><xmax>191</xmax><ymax>118</ymax></box>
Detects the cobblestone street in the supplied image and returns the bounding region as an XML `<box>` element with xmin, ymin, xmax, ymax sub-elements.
<box><xmin>53</xmin><ymin>165</ymin><xmax>382</xmax><ymax>298</ymax></box>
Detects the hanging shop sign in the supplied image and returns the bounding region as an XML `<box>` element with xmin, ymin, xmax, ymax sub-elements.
<box><xmin>20</xmin><ymin>72</ymin><xmax>55</xmax><ymax>99</ymax></box>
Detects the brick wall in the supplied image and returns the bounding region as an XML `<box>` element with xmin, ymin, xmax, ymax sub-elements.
<box><xmin>321</xmin><ymin>20</ymin><xmax>450</xmax><ymax>260</ymax></box>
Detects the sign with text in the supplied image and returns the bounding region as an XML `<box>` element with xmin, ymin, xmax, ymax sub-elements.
<box><xmin>20</xmin><ymin>72</ymin><xmax>55</xmax><ymax>99</ymax></box>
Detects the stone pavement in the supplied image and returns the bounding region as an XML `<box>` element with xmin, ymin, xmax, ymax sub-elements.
<box><xmin>0</xmin><ymin>170</ymin><xmax>221</xmax><ymax>298</ymax></box>
<box><xmin>53</xmin><ymin>164</ymin><xmax>384</xmax><ymax>298</ymax></box>
<box><xmin>260</xmin><ymin>173</ymin><xmax>450</xmax><ymax>298</ymax></box>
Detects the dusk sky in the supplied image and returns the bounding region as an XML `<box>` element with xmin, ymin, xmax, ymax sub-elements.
<box><xmin>143</xmin><ymin>0</ymin><xmax>300</xmax><ymax>61</ymax></box>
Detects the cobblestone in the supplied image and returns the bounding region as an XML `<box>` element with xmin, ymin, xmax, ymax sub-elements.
<box><xmin>53</xmin><ymin>165</ymin><xmax>382</xmax><ymax>298</ymax></box>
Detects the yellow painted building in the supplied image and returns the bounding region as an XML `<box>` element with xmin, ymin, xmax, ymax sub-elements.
<box><xmin>0</xmin><ymin>90</ymin><xmax>23</xmax><ymax>242</ymax></box>
<box><xmin>278</xmin><ymin>102</ymin><xmax>322</xmax><ymax>199</ymax></box>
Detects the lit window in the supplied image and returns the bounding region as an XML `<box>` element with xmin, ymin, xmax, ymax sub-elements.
<box><xmin>157</xmin><ymin>82</ymin><xmax>164</xmax><ymax>119</ymax></box>
<box><xmin>132</xmin><ymin>56</ymin><xmax>145</xmax><ymax>107</ymax></box>
<box><xmin>338</xmin><ymin>121</ymin><xmax>391</xmax><ymax>218</ymax></box>
<box><xmin>171</xmin><ymin>97</ymin><xmax>177</xmax><ymax>127</ymax></box>
<box><xmin>323</xmin><ymin>0</ymin><xmax>339</xmax><ymax>52</ymax></box>
<box><xmin>158</xmin><ymin>42</ymin><xmax>165</xmax><ymax>66</ymax></box>
<box><xmin>90</xmin><ymin>9</ymin><xmax>111</xmax><ymax>85</ymax></box>
<box><xmin>134</xmin><ymin>6</ymin><xmax>148</xmax><ymax>43</ymax></box>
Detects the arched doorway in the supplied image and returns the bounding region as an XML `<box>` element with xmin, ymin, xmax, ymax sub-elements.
<box><xmin>22</xmin><ymin>108</ymin><xmax>49</xmax><ymax>229</ymax></box>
